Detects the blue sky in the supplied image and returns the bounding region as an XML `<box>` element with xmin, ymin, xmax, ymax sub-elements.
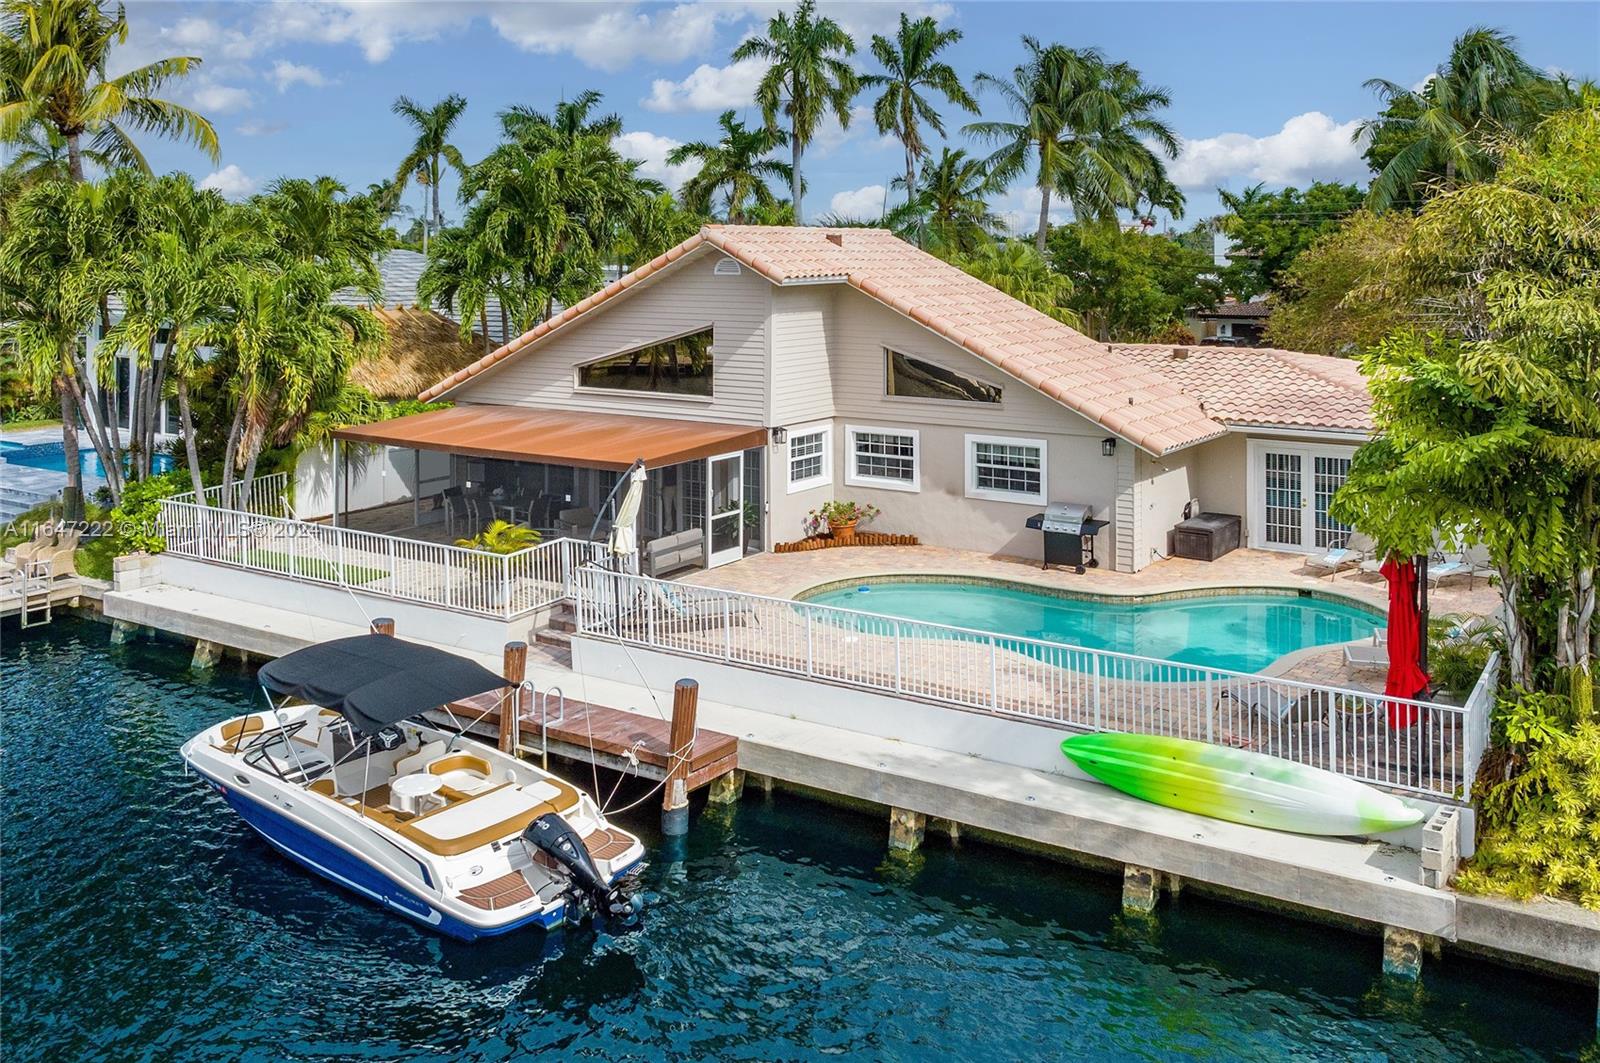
<box><xmin>109</xmin><ymin>1</ymin><xmax>1599</xmax><ymax>231</ymax></box>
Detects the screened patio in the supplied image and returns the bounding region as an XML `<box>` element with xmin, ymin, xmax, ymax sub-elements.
<box><xmin>327</xmin><ymin>406</ymin><xmax>769</xmax><ymax>575</ymax></box>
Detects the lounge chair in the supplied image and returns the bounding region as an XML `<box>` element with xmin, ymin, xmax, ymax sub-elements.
<box><xmin>1343</xmin><ymin>640</ymin><xmax>1388</xmax><ymax>669</ymax></box>
<box><xmin>1217</xmin><ymin>685</ymin><xmax>1306</xmax><ymax>723</ymax></box>
<box><xmin>1305</xmin><ymin>531</ymin><xmax>1373</xmax><ymax>579</ymax></box>
<box><xmin>4</xmin><ymin>523</ymin><xmax>55</xmax><ymax>566</ymax></box>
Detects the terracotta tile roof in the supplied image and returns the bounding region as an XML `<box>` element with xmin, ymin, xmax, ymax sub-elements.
<box><xmin>1109</xmin><ymin>344</ymin><xmax>1373</xmax><ymax>433</ymax></box>
<box><xmin>423</xmin><ymin>226</ymin><xmax>1263</xmax><ymax>453</ymax></box>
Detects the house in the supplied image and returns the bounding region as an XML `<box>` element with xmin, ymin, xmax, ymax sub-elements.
<box><xmin>1190</xmin><ymin>298</ymin><xmax>1272</xmax><ymax>346</ymax></box>
<box><xmin>327</xmin><ymin>226</ymin><xmax>1373</xmax><ymax>572</ymax></box>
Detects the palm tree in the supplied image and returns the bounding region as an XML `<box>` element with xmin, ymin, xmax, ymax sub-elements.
<box><xmin>861</xmin><ymin>13</ymin><xmax>976</xmax><ymax>207</ymax></box>
<box><xmin>0</xmin><ymin>0</ymin><xmax>218</xmax><ymax>181</ymax></box>
<box><xmin>965</xmin><ymin>40</ymin><xmax>1179</xmax><ymax>252</ymax></box>
<box><xmin>0</xmin><ymin>118</ymin><xmax>117</xmax><ymax>193</ymax></box>
<box><xmin>106</xmin><ymin>174</ymin><xmax>258</xmax><ymax>491</ymax></box>
<box><xmin>212</xmin><ymin>259</ymin><xmax>381</xmax><ymax>502</ymax></box>
<box><xmin>950</xmin><ymin>238</ymin><xmax>1078</xmax><ymax>326</ymax></box>
<box><xmin>732</xmin><ymin>0</ymin><xmax>857</xmax><ymax>224</ymax></box>
<box><xmin>1359</xmin><ymin>27</ymin><xmax>1556</xmax><ymax>211</ymax></box>
<box><xmin>255</xmin><ymin>176</ymin><xmax>386</xmax><ymax>298</ymax></box>
<box><xmin>499</xmin><ymin>89</ymin><xmax>622</xmax><ymax>143</ymax></box>
<box><xmin>391</xmin><ymin>93</ymin><xmax>468</xmax><ymax>245</ymax></box>
<box><xmin>885</xmin><ymin>147</ymin><xmax>1001</xmax><ymax>254</ymax></box>
<box><xmin>666</xmin><ymin>110</ymin><xmax>792</xmax><ymax>223</ymax></box>
<box><xmin>417</xmin><ymin>224</ymin><xmax>500</xmax><ymax>352</ymax></box>
<box><xmin>0</xmin><ymin>176</ymin><xmax>118</xmax><ymax>515</ymax></box>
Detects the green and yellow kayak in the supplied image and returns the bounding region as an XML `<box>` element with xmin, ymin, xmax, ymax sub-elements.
<box><xmin>1061</xmin><ymin>733</ymin><xmax>1423</xmax><ymax>836</ymax></box>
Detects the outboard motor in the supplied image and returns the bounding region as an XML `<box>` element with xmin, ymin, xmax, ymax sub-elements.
<box><xmin>523</xmin><ymin>812</ymin><xmax>640</xmax><ymax>921</ymax></box>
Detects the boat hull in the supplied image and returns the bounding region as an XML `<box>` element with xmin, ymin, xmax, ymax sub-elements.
<box><xmin>192</xmin><ymin>767</ymin><xmax>566</xmax><ymax>942</ymax></box>
<box><xmin>1060</xmin><ymin>733</ymin><xmax>1424</xmax><ymax>836</ymax></box>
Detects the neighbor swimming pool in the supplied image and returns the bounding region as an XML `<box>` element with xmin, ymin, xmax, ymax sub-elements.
<box><xmin>801</xmin><ymin>579</ymin><xmax>1383</xmax><ymax>674</ymax></box>
<box><xmin>0</xmin><ymin>439</ymin><xmax>173</xmax><ymax>478</ymax></box>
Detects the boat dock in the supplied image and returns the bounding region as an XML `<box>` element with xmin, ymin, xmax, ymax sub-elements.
<box><xmin>438</xmin><ymin>690</ymin><xmax>740</xmax><ymax>794</ymax></box>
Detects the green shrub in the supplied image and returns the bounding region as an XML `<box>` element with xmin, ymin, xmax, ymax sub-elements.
<box><xmin>1458</xmin><ymin>716</ymin><xmax>1600</xmax><ymax>908</ymax></box>
<box><xmin>109</xmin><ymin>472</ymin><xmax>186</xmax><ymax>555</ymax></box>
<box><xmin>1427</xmin><ymin>613</ymin><xmax>1502</xmax><ymax>698</ymax></box>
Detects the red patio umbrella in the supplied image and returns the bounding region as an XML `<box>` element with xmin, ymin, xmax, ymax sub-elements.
<box><xmin>1380</xmin><ymin>554</ymin><xmax>1430</xmax><ymax>727</ymax></box>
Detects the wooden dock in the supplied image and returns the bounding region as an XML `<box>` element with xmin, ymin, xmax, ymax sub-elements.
<box><xmin>0</xmin><ymin>573</ymin><xmax>81</xmax><ymax>626</ymax></box>
<box><xmin>437</xmin><ymin>689</ymin><xmax>739</xmax><ymax>794</ymax></box>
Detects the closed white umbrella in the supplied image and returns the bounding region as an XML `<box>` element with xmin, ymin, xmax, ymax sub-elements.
<box><xmin>607</xmin><ymin>461</ymin><xmax>648</xmax><ymax>560</ymax></box>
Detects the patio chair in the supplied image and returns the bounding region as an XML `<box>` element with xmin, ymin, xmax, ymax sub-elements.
<box><xmin>1216</xmin><ymin>685</ymin><xmax>1308</xmax><ymax>724</ymax></box>
<box><xmin>4</xmin><ymin>523</ymin><xmax>54</xmax><ymax>566</ymax></box>
<box><xmin>647</xmin><ymin>581</ymin><xmax>761</xmax><ymax>628</ymax></box>
<box><xmin>1425</xmin><ymin>553</ymin><xmax>1472</xmax><ymax>586</ymax></box>
<box><xmin>1304</xmin><ymin>531</ymin><xmax>1372</xmax><ymax>579</ymax></box>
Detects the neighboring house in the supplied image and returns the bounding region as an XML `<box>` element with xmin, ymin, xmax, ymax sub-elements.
<box><xmin>329</xmin><ymin>226</ymin><xmax>1372</xmax><ymax>572</ymax></box>
<box><xmin>1189</xmin><ymin>298</ymin><xmax>1271</xmax><ymax>346</ymax></box>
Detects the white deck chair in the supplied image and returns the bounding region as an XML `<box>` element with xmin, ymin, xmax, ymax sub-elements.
<box><xmin>1305</xmin><ymin>531</ymin><xmax>1373</xmax><ymax>578</ymax></box>
<box><xmin>1343</xmin><ymin>641</ymin><xmax>1389</xmax><ymax>668</ymax></box>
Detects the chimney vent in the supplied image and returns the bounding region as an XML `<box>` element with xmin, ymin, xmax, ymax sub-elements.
<box><xmin>1171</xmin><ymin>347</ymin><xmax>1189</xmax><ymax>360</ymax></box>
<box><xmin>826</xmin><ymin>232</ymin><xmax>843</xmax><ymax>247</ymax></box>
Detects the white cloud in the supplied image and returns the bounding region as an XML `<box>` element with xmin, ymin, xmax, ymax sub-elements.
<box><xmin>644</xmin><ymin>58</ymin><xmax>768</xmax><ymax>113</ymax></box>
<box><xmin>828</xmin><ymin>184</ymin><xmax>886</xmax><ymax>220</ymax></box>
<box><xmin>236</xmin><ymin>120</ymin><xmax>288</xmax><ymax>137</ymax></box>
<box><xmin>1169</xmin><ymin>112</ymin><xmax>1367</xmax><ymax>189</ymax></box>
<box><xmin>271</xmin><ymin>60</ymin><xmax>330</xmax><ymax>91</ymax></box>
<box><xmin>189</xmin><ymin>82</ymin><xmax>253</xmax><ymax>114</ymax></box>
<box><xmin>198</xmin><ymin>165</ymin><xmax>258</xmax><ymax>200</ymax></box>
<box><xmin>612</xmin><ymin>131</ymin><xmax>699</xmax><ymax>192</ymax></box>
<box><xmin>490</xmin><ymin>2</ymin><xmax>735</xmax><ymax>73</ymax></box>
<box><xmin>810</xmin><ymin>104</ymin><xmax>876</xmax><ymax>157</ymax></box>
<box><xmin>990</xmin><ymin>185</ymin><xmax>1071</xmax><ymax>237</ymax></box>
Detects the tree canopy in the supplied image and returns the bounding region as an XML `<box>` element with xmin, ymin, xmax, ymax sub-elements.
<box><xmin>1215</xmin><ymin>181</ymin><xmax>1367</xmax><ymax>297</ymax></box>
<box><xmin>1046</xmin><ymin>222</ymin><xmax>1219</xmax><ymax>342</ymax></box>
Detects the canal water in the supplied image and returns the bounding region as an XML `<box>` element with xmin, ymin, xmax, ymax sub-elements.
<box><xmin>2</xmin><ymin>620</ymin><xmax>1592</xmax><ymax>1061</ymax></box>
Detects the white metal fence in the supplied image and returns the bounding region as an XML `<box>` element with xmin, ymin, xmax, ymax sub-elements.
<box><xmin>573</xmin><ymin>566</ymin><xmax>1497</xmax><ymax>802</ymax></box>
<box><xmin>157</xmin><ymin>495</ymin><xmax>605</xmax><ymax>619</ymax></box>
<box><xmin>169</xmin><ymin>472</ymin><xmax>292</xmax><ymax>517</ymax></box>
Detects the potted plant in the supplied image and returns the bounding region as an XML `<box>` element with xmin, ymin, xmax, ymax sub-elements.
<box><xmin>808</xmin><ymin>500</ymin><xmax>880</xmax><ymax>543</ymax></box>
<box><xmin>456</xmin><ymin>520</ymin><xmax>543</xmax><ymax>606</ymax></box>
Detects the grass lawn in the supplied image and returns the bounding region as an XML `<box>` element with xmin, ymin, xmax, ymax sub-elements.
<box><xmin>243</xmin><ymin>550</ymin><xmax>386</xmax><ymax>586</ymax></box>
<box><xmin>1</xmin><ymin>418</ymin><xmax>63</xmax><ymax>433</ymax></box>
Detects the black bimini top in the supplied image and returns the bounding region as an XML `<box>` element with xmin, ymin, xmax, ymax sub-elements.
<box><xmin>257</xmin><ymin>635</ymin><xmax>508</xmax><ymax>735</ymax></box>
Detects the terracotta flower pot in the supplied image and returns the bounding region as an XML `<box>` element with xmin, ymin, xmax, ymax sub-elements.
<box><xmin>830</xmin><ymin>518</ymin><xmax>858</xmax><ymax>543</ymax></box>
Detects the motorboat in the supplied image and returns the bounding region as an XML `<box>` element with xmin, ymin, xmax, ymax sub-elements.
<box><xmin>181</xmin><ymin>634</ymin><xmax>645</xmax><ymax>940</ymax></box>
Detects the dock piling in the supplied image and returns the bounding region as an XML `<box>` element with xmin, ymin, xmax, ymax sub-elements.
<box><xmin>190</xmin><ymin>638</ymin><xmax>223</xmax><ymax>673</ymax></box>
<box><xmin>888</xmin><ymin>807</ymin><xmax>926</xmax><ymax>853</ymax></box>
<box><xmin>501</xmin><ymin>641</ymin><xmax>528</xmax><ymax>754</ymax></box>
<box><xmin>109</xmin><ymin>619</ymin><xmax>140</xmax><ymax>645</ymax></box>
<box><xmin>707</xmin><ymin>769</ymin><xmax>745</xmax><ymax>805</ymax></box>
<box><xmin>661</xmin><ymin>679</ymin><xmax>698</xmax><ymax>836</ymax></box>
<box><xmin>1382</xmin><ymin>926</ymin><xmax>1425</xmax><ymax>981</ymax></box>
<box><xmin>1122</xmin><ymin>865</ymin><xmax>1160</xmax><ymax>913</ymax></box>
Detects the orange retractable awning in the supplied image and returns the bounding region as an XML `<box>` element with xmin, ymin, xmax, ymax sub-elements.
<box><xmin>332</xmin><ymin>405</ymin><xmax>768</xmax><ymax>471</ymax></box>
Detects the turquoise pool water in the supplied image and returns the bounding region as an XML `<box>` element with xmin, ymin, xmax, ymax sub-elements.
<box><xmin>804</xmin><ymin>581</ymin><xmax>1382</xmax><ymax>673</ymax></box>
<box><xmin>0</xmin><ymin>439</ymin><xmax>174</xmax><ymax>478</ymax></box>
<box><xmin>3</xmin><ymin>620</ymin><xmax>1592</xmax><ymax>1061</ymax></box>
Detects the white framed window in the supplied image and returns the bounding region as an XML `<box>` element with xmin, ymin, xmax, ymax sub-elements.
<box><xmin>845</xmin><ymin>425</ymin><xmax>919</xmax><ymax>492</ymax></box>
<box><xmin>965</xmin><ymin>435</ymin><xmax>1047</xmax><ymax>504</ymax></box>
<box><xmin>786</xmin><ymin>424</ymin><xmax>832</xmax><ymax>493</ymax></box>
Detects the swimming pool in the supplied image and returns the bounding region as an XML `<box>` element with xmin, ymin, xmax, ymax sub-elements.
<box><xmin>0</xmin><ymin>439</ymin><xmax>174</xmax><ymax>478</ymax></box>
<box><xmin>801</xmin><ymin>579</ymin><xmax>1383</xmax><ymax>674</ymax></box>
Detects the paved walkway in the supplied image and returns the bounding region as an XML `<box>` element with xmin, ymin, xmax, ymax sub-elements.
<box><xmin>683</xmin><ymin>544</ymin><xmax>1501</xmax><ymax>617</ymax></box>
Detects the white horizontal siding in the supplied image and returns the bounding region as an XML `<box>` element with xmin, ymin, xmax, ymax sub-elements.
<box><xmin>448</xmin><ymin>247</ymin><xmax>771</xmax><ymax>426</ymax></box>
<box><xmin>829</xmin><ymin>294</ymin><xmax>1108</xmax><ymax>438</ymax></box>
<box><xmin>769</xmin><ymin>285</ymin><xmax>836</xmax><ymax>425</ymax></box>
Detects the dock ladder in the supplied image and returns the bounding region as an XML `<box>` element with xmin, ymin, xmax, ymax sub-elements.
<box><xmin>19</xmin><ymin>560</ymin><xmax>52</xmax><ymax>628</ymax></box>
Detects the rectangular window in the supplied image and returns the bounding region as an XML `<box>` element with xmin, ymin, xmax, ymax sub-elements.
<box><xmin>786</xmin><ymin>425</ymin><xmax>831</xmax><ymax>493</ymax></box>
<box><xmin>577</xmin><ymin>328</ymin><xmax>713</xmax><ymax>396</ymax></box>
<box><xmin>965</xmin><ymin>435</ymin><xmax>1046</xmax><ymax>504</ymax></box>
<box><xmin>886</xmin><ymin>348</ymin><xmax>1001</xmax><ymax>403</ymax></box>
<box><xmin>846</xmin><ymin>425</ymin><xmax>919</xmax><ymax>492</ymax></box>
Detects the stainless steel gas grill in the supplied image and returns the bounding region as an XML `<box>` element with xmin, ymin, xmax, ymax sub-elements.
<box><xmin>1024</xmin><ymin>502</ymin><xmax>1110</xmax><ymax>573</ymax></box>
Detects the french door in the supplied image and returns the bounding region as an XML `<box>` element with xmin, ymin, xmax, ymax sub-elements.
<box><xmin>705</xmin><ymin>451</ymin><xmax>743</xmax><ymax>568</ymax></box>
<box><xmin>1250</xmin><ymin>442</ymin><xmax>1356</xmax><ymax>553</ymax></box>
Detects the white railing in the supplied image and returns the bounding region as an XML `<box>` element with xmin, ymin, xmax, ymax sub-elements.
<box><xmin>169</xmin><ymin>472</ymin><xmax>291</xmax><ymax>517</ymax></box>
<box><xmin>158</xmin><ymin>496</ymin><xmax>605</xmax><ymax>619</ymax></box>
<box><xmin>572</xmin><ymin>567</ymin><xmax>1497</xmax><ymax>802</ymax></box>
